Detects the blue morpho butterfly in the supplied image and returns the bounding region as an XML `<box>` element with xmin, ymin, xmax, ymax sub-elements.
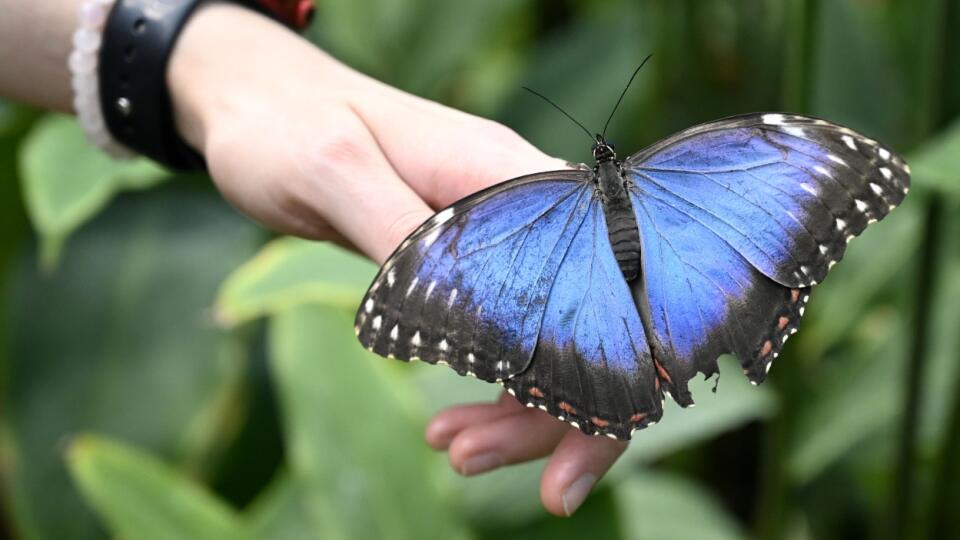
<box><xmin>355</xmin><ymin>59</ymin><xmax>910</xmax><ymax>440</ymax></box>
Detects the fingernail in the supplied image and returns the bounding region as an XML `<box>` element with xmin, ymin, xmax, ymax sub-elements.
<box><xmin>460</xmin><ymin>452</ymin><xmax>503</xmax><ymax>476</ymax></box>
<box><xmin>562</xmin><ymin>473</ymin><xmax>596</xmax><ymax>516</ymax></box>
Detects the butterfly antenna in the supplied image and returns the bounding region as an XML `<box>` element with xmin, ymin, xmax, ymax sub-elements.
<box><xmin>601</xmin><ymin>54</ymin><xmax>653</xmax><ymax>139</ymax></box>
<box><xmin>522</xmin><ymin>86</ymin><xmax>595</xmax><ymax>142</ymax></box>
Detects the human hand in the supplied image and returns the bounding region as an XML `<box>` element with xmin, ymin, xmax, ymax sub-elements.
<box><xmin>169</xmin><ymin>2</ymin><xmax>626</xmax><ymax>517</ymax></box>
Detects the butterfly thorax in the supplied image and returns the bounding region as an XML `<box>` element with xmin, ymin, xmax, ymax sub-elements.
<box><xmin>595</xmin><ymin>154</ymin><xmax>642</xmax><ymax>282</ymax></box>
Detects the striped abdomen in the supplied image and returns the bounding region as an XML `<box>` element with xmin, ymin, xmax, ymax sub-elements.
<box><xmin>603</xmin><ymin>200</ymin><xmax>641</xmax><ymax>281</ymax></box>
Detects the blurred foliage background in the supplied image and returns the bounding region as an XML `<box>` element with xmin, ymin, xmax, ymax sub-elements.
<box><xmin>1</xmin><ymin>0</ymin><xmax>959</xmax><ymax>538</ymax></box>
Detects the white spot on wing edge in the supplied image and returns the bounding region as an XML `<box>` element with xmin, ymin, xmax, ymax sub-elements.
<box><xmin>870</xmin><ymin>182</ymin><xmax>883</xmax><ymax>196</ymax></box>
<box><xmin>842</xmin><ymin>135</ymin><xmax>857</xmax><ymax>150</ymax></box>
<box><xmin>801</xmin><ymin>182</ymin><xmax>818</xmax><ymax>196</ymax></box>
<box><xmin>411</xmin><ymin>330</ymin><xmax>421</xmax><ymax>347</ymax></box>
<box><xmin>819</xmin><ymin>244</ymin><xmax>829</xmax><ymax>255</ymax></box>
<box><xmin>836</xmin><ymin>218</ymin><xmax>847</xmax><ymax>231</ymax></box>
<box><xmin>439</xmin><ymin>339</ymin><xmax>449</xmax><ymax>352</ymax></box>
<box><xmin>879</xmin><ymin>147</ymin><xmax>891</xmax><ymax>160</ymax></box>
<box><xmin>467</xmin><ymin>353</ymin><xmax>476</xmax><ymax>363</ymax></box>
<box><xmin>814</xmin><ymin>165</ymin><xmax>832</xmax><ymax>177</ymax></box>
<box><xmin>406</xmin><ymin>276</ymin><xmax>419</xmax><ymax>297</ymax></box>
<box><xmin>762</xmin><ymin>113</ymin><xmax>786</xmax><ymax>125</ymax></box>
<box><xmin>784</xmin><ymin>126</ymin><xmax>805</xmax><ymax>138</ymax></box>
<box><xmin>433</xmin><ymin>208</ymin><xmax>455</xmax><ymax>225</ymax></box>
<box><xmin>364</xmin><ymin>298</ymin><xmax>374</xmax><ymax>313</ymax></box>
<box><xmin>422</xmin><ymin>229</ymin><xmax>441</xmax><ymax>248</ymax></box>
<box><xmin>386</xmin><ymin>269</ymin><xmax>396</xmax><ymax>287</ymax></box>
<box><xmin>855</xmin><ymin>199</ymin><xmax>869</xmax><ymax>212</ymax></box>
<box><xmin>880</xmin><ymin>167</ymin><xmax>893</xmax><ymax>180</ymax></box>
<box><xmin>372</xmin><ymin>315</ymin><xmax>382</xmax><ymax>331</ymax></box>
<box><xmin>448</xmin><ymin>288</ymin><xmax>458</xmax><ymax>307</ymax></box>
<box><xmin>425</xmin><ymin>280</ymin><xmax>437</xmax><ymax>300</ymax></box>
<box><xmin>827</xmin><ymin>154</ymin><xmax>846</xmax><ymax>166</ymax></box>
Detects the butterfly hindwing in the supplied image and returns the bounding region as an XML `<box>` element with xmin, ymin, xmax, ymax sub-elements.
<box><xmin>629</xmin><ymin>185</ymin><xmax>811</xmax><ymax>402</ymax></box>
<box><xmin>503</xmin><ymin>199</ymin><xmax>662</xmax><ymax>439</ymax></box>
<box><xmin>357</xmin><ymin>171</ymin><xmax>595</xmax><ymax>383</ymax></box>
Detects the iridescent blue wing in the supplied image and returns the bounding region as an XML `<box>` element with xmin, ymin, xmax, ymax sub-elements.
<box><xmin>356</xmin><ymin>171</ymin><xmax>663</xmax><ymax>439</ymax></box>
<box><xmin>624</xmin><ymin>113</ymin><xmax>909</xmax><ymax>403</ymax></box>
<box><xmin>503</xmin><ymin>200</ymin><xmax>662</xmax><ymax>438</ymax></box>
<box><xmin>356</xmin><ymin>171</ymin><xmax>591</xmax><ymax>382</ymax></box>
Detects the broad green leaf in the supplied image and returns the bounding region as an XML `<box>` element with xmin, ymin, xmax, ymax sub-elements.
<box><xmin>245</xmin><ymin>473</ymin><xmax>315</xmax><ymax>540</ymax></box>
<box><xmin>910</xmin><ymin>117</ymin><xmax>960</xmax><ymax>199</ymax></box>
<box><xmin>614</xmin><ymin>471</ymin><xmax>746</xmax><ymax>540</ymax></box>
<box><xmin>67</xmin><ymin>435</ymin><xmax>249</xmax><ymax>540</ymax></box>
<box><xmin>217</xmin><ymin>238</ymin><xmax>375</xmax><ymax>326</ymax></box>
<box><xmin>0</xmin><ymin>187</ymin><xmax>261</xmax><ymax>539</ymax></box>
<box><xmin>312</xmin><ymin>0</ymin><xmax>523</xmax><ymax>98</ymax></box>
<box><xmin>617</xmin><ymin>356</ymin><xmax>777</xmax><ymax>466</ymax></box>
<box><xmin>269</xmin><ymin>304</ymin><xmax>469</xmax><ymax>540</ymax></box>
<box><xmin>788</xmin><ymin>309</ymin><xmax>906</xmax><ymax>482</ymax></box>
<box><xmin>18</xmin><ymin>114</ymin><xmax>168</xmax><ymax>267</ymax></box>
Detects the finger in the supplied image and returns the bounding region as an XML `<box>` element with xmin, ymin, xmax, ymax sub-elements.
<box><xmin>353</xmin><ymin>93</ymin><xmax>569</xmax><ymax>207</ymax></box>
<box><xmin>425</xmin><ymin>392</ymin><xmax>525</xmax><ymax>450</ymax></box>
<box><xmin>447</xmin><ymin>408</ymin><xmax>571</xmax><ymax>476</ymax></box>
<box><xmin>284</xmin><ymin>106</ymin><xmax>436</xmax><ymax>262</ymax></box>
<box><xmin>539</xmin><ymin>430</ymin><xmax>627</xmax><ymax>517</ymax></box>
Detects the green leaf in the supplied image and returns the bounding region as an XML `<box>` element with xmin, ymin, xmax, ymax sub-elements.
<box><xmin>614</xmin><ymin>471</ymin><xmax>746</xmax><ymax>540</ymax></box>
<box><xmin>787</xmin><ymin>310</ymin><xmax>907</xmax><ymax>482</ymax></box>
<box><xmin>245</xmin><ymin>473</ymin><xmax>315</xmax><ymax>540</ymax></box>
<box><xmin>67</xmin><ymin>435</ymin><xmax>249</xmax><ymax>540</ymax></box>
<box><xmin>216</xmin><ymin>237</ymin><xmax>376</xmax><ymax>326</ymax></box>
<box><xmin>0</xmin><ymin>187</ymin><xmax>262</xmax><ymax>539</ymax></box>
<box><xmin>910</xmin><ymin>117</ymin><xmax>960</xmax><ymax>199</ymax></box>
<box><xmin>18</xmin><ymin>114</ymin><xmax>168</xmax><ymax>268</ymax></box>
<box><xmin>269</xmin><ymin>304</ymin><xmax>469</xmax><ymax>540</ymax></box>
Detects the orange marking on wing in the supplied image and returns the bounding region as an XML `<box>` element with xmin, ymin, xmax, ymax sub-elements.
<box><xmin>528</xmin><ymin>387</ymin><xmax>545</xmax><ymax>398</ymax></box>
<box><xmin>791</xmin><ymin>289</ymin><xmax>800</xmax><ymax>302</ymax></box>
<box><xmin>653</xmin><ymin>358</ymin><xmax>673</xmax><ymax>385</ymax></box>
<box><xmin>761</xmin><ymin>340</ymin><xmax>773</xmax><ymax>357</ymax></box>
<box><xmin>778</xmin><ymin>316</ymin><xmax>789</xmax><ymax>330</ymax></box>
<box><xmin>629</xmin><ymin>412</ymin><xmax>647</xmax><ymax>423</ymax></box>
<box><xmin>590</xmin><ymin>417</ymin><xmax>609</xmax><ymax>428</ymax></box>
<box><xmin>558</xmin><ymin>402</ymin><xmax>577</xmax><ymax>415</ymax></box>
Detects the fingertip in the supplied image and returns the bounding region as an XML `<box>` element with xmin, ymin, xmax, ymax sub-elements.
<box><xmin>540</xmin><ymin>430</ymin><xmax>628</xmax><ymax>517</ymax></box>
<box><xmin>425</xmin><ymin>416</ymin><xmax>455</xmax><ymax>450</ymax></box>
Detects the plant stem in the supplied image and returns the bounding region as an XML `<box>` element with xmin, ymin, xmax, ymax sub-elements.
<box><xmin>892</xmin><ymin>197</ymin><xmax>942</xmax><ymax>540</ymax></box>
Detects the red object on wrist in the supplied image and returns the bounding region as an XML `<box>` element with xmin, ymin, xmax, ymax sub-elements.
<box><xmin>254</xmin><ymin>0</ymin><xmax>315</xmax><ymax>29</ymax></box>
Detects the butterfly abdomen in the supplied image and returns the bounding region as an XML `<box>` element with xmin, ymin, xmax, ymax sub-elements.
<box><xmin>596</xmin><ymin>161</ymin><xmax>641</xmax><ymax>281</ymax></box>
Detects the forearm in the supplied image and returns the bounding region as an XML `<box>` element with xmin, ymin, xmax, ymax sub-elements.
<box><xmin>0</xmin><ymin>0</ymin><xmax>83</xmax><ymax>111</ymax></box>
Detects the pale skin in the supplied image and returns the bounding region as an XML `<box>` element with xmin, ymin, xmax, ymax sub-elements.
<box><xmin>0</xmin><ymin>1</ymin><xmax>627</xmax><ymax>516</ymax></box>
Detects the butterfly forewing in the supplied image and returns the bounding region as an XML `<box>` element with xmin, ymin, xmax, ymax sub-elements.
<box><xmin>357</xmin><ymin>171</ymin><xmax>593</xmax><ymax>382</ymax></box>
<box><xmin>625</xmin><ymin>113</ymin><xmax>910</xmax><ymax>288</ymax></box>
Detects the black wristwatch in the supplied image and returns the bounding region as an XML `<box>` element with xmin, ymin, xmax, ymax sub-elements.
<box><xmin>98</xmin><ymin>0</ymin><xmax>314</xmax><ymax>171</ymax></box>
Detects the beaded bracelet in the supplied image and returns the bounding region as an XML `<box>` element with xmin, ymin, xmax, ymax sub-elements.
<box><xmin>69</xmin><ymin>0</ymin><xmax>135</xmax><ymax>159</ymax></box>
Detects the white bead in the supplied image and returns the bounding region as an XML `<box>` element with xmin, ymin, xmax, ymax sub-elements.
<box><xmin>70</xmin><ymin>1</ymin><xmax>135</xmax><ymax>160</ymax></box>
<box><xmin>69</xmin><ymin>49</ymin><xmax>96</xmax><ymax>74</ymax></box>
<box><xmin>74</xmin><ymin>28</ymin><xmax>102</xmax><ymax>52</ymax></box>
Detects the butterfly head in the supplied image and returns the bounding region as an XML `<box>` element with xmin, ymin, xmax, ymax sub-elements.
<box><xmin>592</xmin><ymin>134</ymin><xmax>617</xmax><ymax>163</ymax></box>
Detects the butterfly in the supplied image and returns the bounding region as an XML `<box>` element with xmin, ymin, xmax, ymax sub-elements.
<box><xmin>354</xmin><ymin>110</ymin><xmax>910</xmax><ymax>440</ymax></box>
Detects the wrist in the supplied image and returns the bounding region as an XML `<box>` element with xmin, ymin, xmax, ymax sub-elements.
<box><xmin>167</xmin><ymin>1</ymin><xmax>357</xmax><ymax>153</ymax></box>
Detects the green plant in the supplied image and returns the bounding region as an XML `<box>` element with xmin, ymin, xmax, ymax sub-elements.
<box><xmin>2</xmin><ymin>1</ymin><xmax>959</xmax><ymax>538</ymax></box>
